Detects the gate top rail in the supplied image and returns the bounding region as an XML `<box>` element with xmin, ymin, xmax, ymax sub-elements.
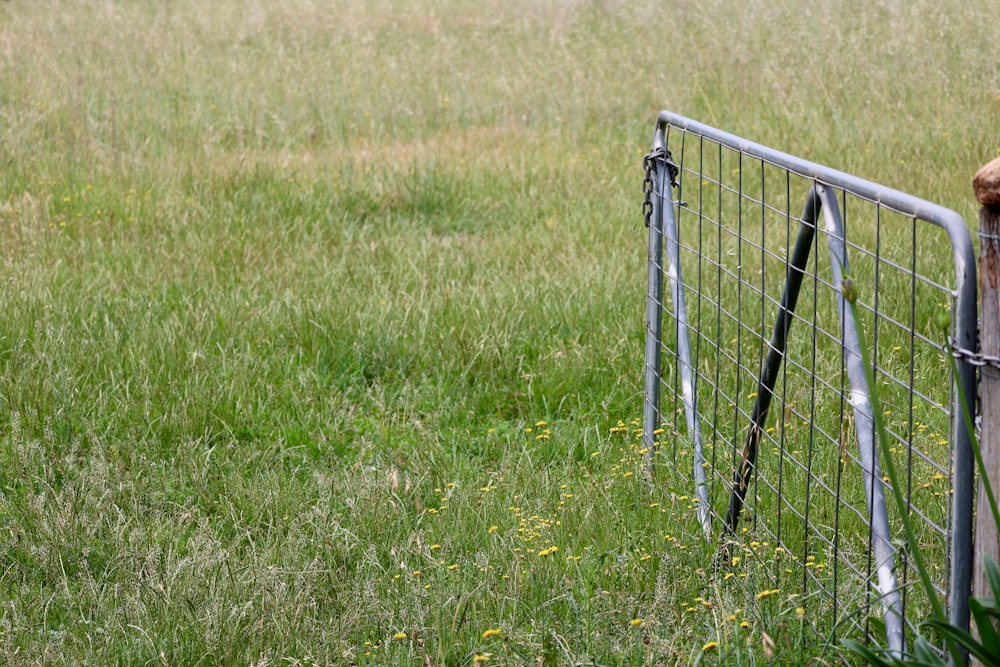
<box><xmin>654</xmin><ymin>111</ymin><xmax>975</xmax><ymax>288</ymax></box>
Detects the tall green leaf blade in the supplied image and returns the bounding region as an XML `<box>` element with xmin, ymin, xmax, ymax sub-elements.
<box><xmin>840</xmin><ymin>638</ymin><xmax>895</xmax><ymax>667</ymax></box>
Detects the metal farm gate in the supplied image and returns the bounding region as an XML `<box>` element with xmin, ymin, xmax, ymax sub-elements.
<box><xmin>642</xmin><ymin>111</ymin><xmax>977</xmax><ymax>655</ymax></box>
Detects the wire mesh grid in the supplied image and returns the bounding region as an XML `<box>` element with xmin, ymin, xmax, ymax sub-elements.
<box><xmin>645</xmin><ymin>117</ymin><xmax>976</xmax><ymax>649</ymax></box>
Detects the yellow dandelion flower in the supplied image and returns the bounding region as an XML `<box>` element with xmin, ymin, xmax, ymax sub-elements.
<box><xmin>488</xmin><ymin>525</ymin><xmax>498</xmax><ymax>534</ymax></box>
<box><xmin>703</xmin><ymin>641</ymin><xmax>719</xmax><ymax>651</ymax></box>
<box><xmin>482</xmin><ymin>628</ymin><xmax>502</xmax><ymax>639</ymax></box>
<box><xmin>472</xmin><ymin>654</ymin><xmax>491</xmax><ymax>663</ymax></box>
<box><xmin>430</xmin><ymin>544</ymin><xmax>441</xmax><ymax>550</ymax></box>
<box><xmin>394</xmin><ymin>632</ymin><xmax>407</xmax><ymax>640</ymax></box>
<box><xmin>447</xmin><ymin>563</ymin><xmax>458</xmax><ymax>570</ymax></box>
<box><xmin>630</xmin><ymin>618</ymin><xmax>644</xmax><ymax>627</ymax></box>
<box><xmin>740</xmin><ymin>621</ymin><xmax>750</xmax><ymax>629</ymax></box>
<box><xmin>535</xmin><ymin>420</ymin><xmax>548</xmax><ymax>427</ymax></box>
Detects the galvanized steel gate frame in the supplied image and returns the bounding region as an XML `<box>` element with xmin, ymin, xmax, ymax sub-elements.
<box><xmin>642</xmin><ymin>111</ymin><xmax>977</xmax><ymax>658</ymax></box>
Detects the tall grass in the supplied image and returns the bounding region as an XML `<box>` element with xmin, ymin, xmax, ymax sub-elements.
<box><xmin>0</xmin><ymin>0</ymin><xmax>998</xmax><ymax>663</ymax></box>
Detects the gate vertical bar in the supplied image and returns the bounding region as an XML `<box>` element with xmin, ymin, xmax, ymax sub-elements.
<box><xmin>949</xmin><ymin>199</ymin><xmax>978</xmax><ymax>665</ymax></box>
<box><xmin>643</xmin><ymin>133</ymin><xmax>667</xmax><ymax>468</ymax></box>
<box><xmin>661</xmin><ymin>151</ymin><xmax>712</xmax><ymax>539</ymax></box>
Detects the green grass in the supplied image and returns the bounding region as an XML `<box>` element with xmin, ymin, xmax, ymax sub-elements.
<box><xmin>1</xmin><ymin>0</ymin><xmax>998</xmax><ymax>664</ymax></box>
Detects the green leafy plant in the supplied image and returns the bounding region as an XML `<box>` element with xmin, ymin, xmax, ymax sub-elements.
<box><xmin>922</xmin><ymin>556</ymin><xmax>1000</xmax><ymax>666</ymax></box>
<box><xmin>842</xmin><ymin>556</ymin><xmax>1000</xmax><ymax>666</ymax></box>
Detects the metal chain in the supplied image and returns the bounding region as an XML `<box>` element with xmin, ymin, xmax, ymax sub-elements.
<box><xmin>642</xmin><ymin>147</ymin><xmax>680</xmax><ymax>228</ymax></box>
<box><xmin>950</xmin><ymin>339</ymin><xmax>1000</xmax><ymax>369</ymax></box>
<box><xmin>642</xmin><ymin>147</ymin><xmax>663</xmax><ymax>228</ymax></box>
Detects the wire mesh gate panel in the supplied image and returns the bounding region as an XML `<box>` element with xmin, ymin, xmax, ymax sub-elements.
<box><xmin>642</xmin><ymin>111</ymin><xmax>977</xmax><ymax>652</ymax></box>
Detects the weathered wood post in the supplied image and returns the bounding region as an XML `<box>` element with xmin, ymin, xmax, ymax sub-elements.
<box><xmin>973</xmin><ymin>158</ymin><xmax>1000</xmax><ymax>609</ymax></box>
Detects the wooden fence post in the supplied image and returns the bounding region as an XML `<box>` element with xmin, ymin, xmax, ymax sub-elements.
<box><xmin>973</xmin><ymin>158</ymin><xmax>1000</xmax><ymax>608</ymax></box>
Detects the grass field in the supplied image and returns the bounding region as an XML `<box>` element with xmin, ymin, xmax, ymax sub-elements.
<box><xmin>1</xmin><ymin>0</ymin><xmax>999</xmax><ymax>664</ymax></box>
